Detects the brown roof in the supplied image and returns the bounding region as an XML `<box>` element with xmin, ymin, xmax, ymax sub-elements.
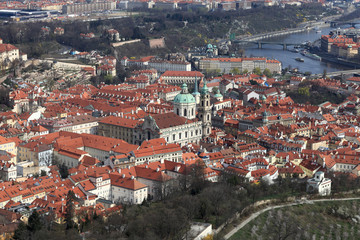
<box><xmin>31</xmin><ymin>125</ymin><xmax>48</xmax><ymax>133</ymax></box>
<box><xmin>150</xmin><ymin>112</ymin><xmax>197</xmax><ymax>129</ymax></box>
<box><xmin>67</xmin><ymin>115</ymin><xmax>99</xmax><ymax>125</ymax></box>
<box><xmin>99</xmin><ymin>115</ymin><xmax>140</xmax><ymax>128</ymax></box>
<box><xmin>161</xmin><ymin>71</ymin><xmax>204</xmax><ymax>77</ymax></box>
<box><xmin>110</xmin><ymin>174</ymin><xmax>147</xmax><ymax>190</ymax></box>
<box><xmin>0</xmin><ymin>44</ymin><xmax>18</xmax><ymax>53</ymax></box>
<box><xmin>135</xmin><ymin>166</ymin><xmax>172</xmax><ymax>182</ymax></box>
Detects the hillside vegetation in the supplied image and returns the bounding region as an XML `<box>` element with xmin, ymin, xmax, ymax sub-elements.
<box><xmin>285</xmin><ymin>81</ymin><xmax>349</xmax><ymax>105</ymax></box>
<box><xmin>231</xmin><ymin>199</ymin><xmax>360</xmax><ymax>240</ymax></box>
<box><xmin>0</xmin><ymin>4</ymin><xmax>335</xmax><ymax>58</ymax></box>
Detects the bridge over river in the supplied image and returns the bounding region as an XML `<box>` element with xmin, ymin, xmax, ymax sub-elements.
<box><xmin>232</xmin><ymin>39</ymin><xmax>304</xmax><ymax>50</ymax></box>
<box><xmin>328</xmin><ymin>21</ymin><xmax>360</xmax><ymax>28</ymax></box>
<box><xmin>230</xmin><ymin>26</ymin><xmax>314</xmax><ymax>50</ymax></box>
<box><xmin>313</xmin><ymin>69</ymin><xmax>360</xmax><ymax>78</ymax></box>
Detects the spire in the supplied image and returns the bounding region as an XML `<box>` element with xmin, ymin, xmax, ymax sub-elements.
<box><xmin>201</xmin><ymin>79</ymin><xmax>209</xmax><ymax>95</ymax></box>
<box><xmin>193</xmin><ymin>74</ymin><xmax>200</xmax><ymax>95</ymax></box>
<box><xmin>214</xmin><ymin>88</ymin><xmax>223</xmax><ymax>98</ymax></box>
<box><xmin>181</xmin><ymin>83</ymin><xmax>189</xmax><ymax>94</ymax></box>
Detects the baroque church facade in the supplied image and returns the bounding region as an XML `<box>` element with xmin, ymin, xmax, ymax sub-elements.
<box><xmin>134</xmin><ymin>80</ymin><xmax>213</xmax><ymax>146</ymax></box>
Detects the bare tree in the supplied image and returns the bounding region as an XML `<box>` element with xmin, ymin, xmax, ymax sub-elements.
<box><xmin>265</xmin><ymin>209</ymin><xmax>301</xmax><ymax>240</ymax></box>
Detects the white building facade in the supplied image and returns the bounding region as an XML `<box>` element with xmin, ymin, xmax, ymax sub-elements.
<box><xmin>307</xmin><ymin>171</ymin><xmax>331</xmax><ymax>196</ymax></box>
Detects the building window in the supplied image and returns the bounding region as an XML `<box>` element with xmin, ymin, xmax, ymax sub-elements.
<box><xmin>179</xmin><ymin>133</ymin><xmax>181</xmax><ymax>139</ymax></box>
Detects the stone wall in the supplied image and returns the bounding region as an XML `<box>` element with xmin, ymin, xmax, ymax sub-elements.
<box><xmin>149</xmin><ymin>38</ymin><xmax>165</xmax><ymax>49</ymax></box>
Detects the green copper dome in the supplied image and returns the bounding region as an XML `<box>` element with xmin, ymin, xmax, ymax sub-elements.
<box><xmin>173</xmin><ymin>94</ymin><xmax>196</xmax><ymax>103</ymax></box>
<box><xmin>174</xmin><ymin>83</ymin><xmax>196</xmax><ymax>104</ymax></box>
<box><xmin>214</xmin><ymin>89</ymin><xmax>223</xmax><ymax>98</ymax></box>
<box><xmin>201</xmin><ymin>80</ymin><xmax>209</xmax><ymax>94</ymax></box>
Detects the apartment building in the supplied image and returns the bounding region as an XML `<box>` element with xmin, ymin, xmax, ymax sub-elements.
<box><xmin>199</xmin><ymin>57</ymin><xmax>281</xmax><ymax>74</ymax></box>
<box><xmin>98</xmin><ymin>116</ymin><xmax>142</xmax><ymax>144</ymax></box>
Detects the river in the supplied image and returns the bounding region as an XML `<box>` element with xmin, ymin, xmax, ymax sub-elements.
<box><xmin>243</xmin><ymin>24</ymin><xmax>357</xmax><ymax>74</ymax></box>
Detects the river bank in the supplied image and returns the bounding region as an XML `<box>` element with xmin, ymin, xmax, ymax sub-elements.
<box><xmin>231</xmin><ymin>11</ymin><xmax>360</xmax><ymax>74</ymax></box>
<box><xmin>241</xmin><ymin>25</ymin><xmax>355</xmax><ymax>74</ymax></box>
<box><xmin>312</xmin><ymin>49</ymin><xmax>360</xmax><ymax>69</ymax></box>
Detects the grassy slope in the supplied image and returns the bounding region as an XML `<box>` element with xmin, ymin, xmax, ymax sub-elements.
<box><xmin>230</xmin><ymin>200</ymin><xmax>360</xmax><ymax>240</ymax></box>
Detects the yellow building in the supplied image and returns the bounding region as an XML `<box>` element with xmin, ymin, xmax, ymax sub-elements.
<box><xmin>0</xmin><ymin>136</ymin><xmax>16</xmax><ymax>163</ymax></box>
<box><xmin>0</xmin><ymin>43</ymin><xmax>20</xmax><ymax>70</ymax></box>
<box><xmin>98</xmin><ymin>116</ymin><xmax>141</xmax><ymax>144</ymax></box>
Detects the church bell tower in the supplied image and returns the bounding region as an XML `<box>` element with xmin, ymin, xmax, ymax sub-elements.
<box><xmin>198</xmin><ymin>80</ymin><xmax>212</xmax><ymax>137</ymax></box>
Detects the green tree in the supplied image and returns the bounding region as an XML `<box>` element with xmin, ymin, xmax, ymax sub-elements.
<box><xmin>189</xmin><ymin>161</ymin><xmax>207</xmax><ymax>195</ymax></box>
<box><xmin>59</xmin><ymin>164</ymin><xmax>69</xmax><ymax>178</ymax></box>
<box><xmin>27</xmin><ymin>210</ymin><xmax>42</xmax><ymax>233</ymax></box>
<box><xmin>132</xmin><ymin>27</ymin><xmax>145</xmax><ymax>39</ymax></box>
<box><xmin>13</xmin><ymin>222</ymin><xmax>29</xmax><ymax>240</ymax></box>
<box><xmin>322</xmin><ymin>69</ymin><xmax>327</xmax><ymax>79</ymax></box>
<box><xmin>263</xmin><ymin>68</ymin><xmax>272</xmax><ymax>78</ymax></box>
<box><xmin>65</xmin><ymin>190</ymin><xmax>76</xmax><ymax>230</ymax></box>
<box><xmin>204</xmin><ymin>69</ymin><xmax>221</xmax><ymax>78</ymax></box>
<box><xmin>104</xmin><ymin>74</ymin><xmax>113</xmax><ymax>84</ymax></box>
<box><xmin>230</xmin><ymin>67</ymin><xmax>240</xmax><ymax>75</ymax></box>
<box><xmin>250</xmin><ymin>80</ymin><xmax>259</xmax><ymax>85</ymax></box>
<box><xmin>52</xmin><ymin>156</ymin><xmax>69</xmax><ymax>178</ymax></box>
<box><xmin>298</xmin><ymin>87</ymin><xmax>310</xmax><ymax>97</ymax></box>
<box><xmin>253</xmin><ymin>67</ymin><xmax>262</xmax><ymax>75</ymax></box>
<box><xmin>212</xmin><ymin>87</ymin><xmax>219</xmax><ymax>94</ymax></box>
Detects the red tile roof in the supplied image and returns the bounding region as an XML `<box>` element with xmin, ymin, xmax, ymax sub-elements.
<box><xmin>150</xmin><ymin>112</ymin><xmax>198</xmax><ymax>129</ymax></box>
<box><xmin>0</xmin><ymin>44</ymin><xmax>18</xmax><ymax>53</ymax></box>
<box><xmin>161</xmin><ymin>71</ymin><xmax>204</xmax><ymax>77</ymax></box>
<box><xmin>110</xmin><ymin>174</ymin><xmax>147</xmax><ymax>190</ymax></box>
<box><xmin>99</xmin><ymin>115</ymin><xmax>141</xmax><ymax>128</ymax></box>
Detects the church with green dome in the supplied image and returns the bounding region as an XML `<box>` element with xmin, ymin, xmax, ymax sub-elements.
<box><xmin>173</xmin><ymin>83</ymin><xmax>197</xmax><ymax>120</ymax></box>
<box><xmin>173</xmin><ymin>80</ymin><xmax>212</xmax><ymax>138</ymax></box>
